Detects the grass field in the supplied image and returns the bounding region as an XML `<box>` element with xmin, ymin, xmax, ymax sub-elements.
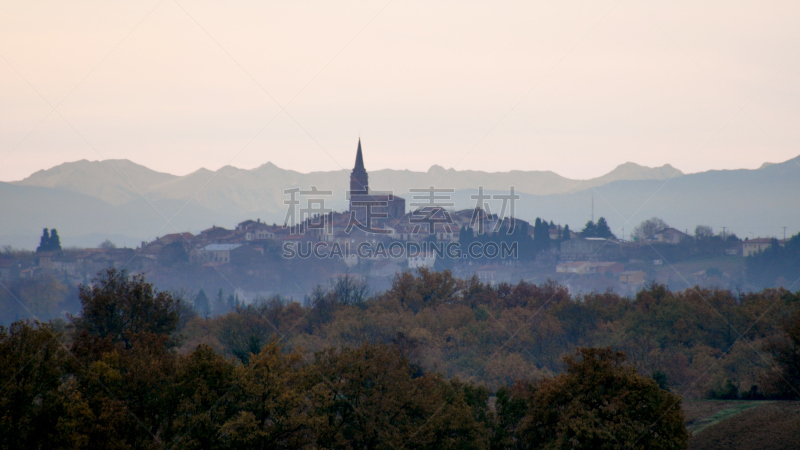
<box><xmin>684</xmin><ymin>400</ymin><xmax>800</xmax><ymax>449</ymax></box>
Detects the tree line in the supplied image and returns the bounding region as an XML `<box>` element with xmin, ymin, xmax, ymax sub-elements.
<box><xmin>183</xmin><ymin>269</ymin><xmax>800</xmax><ymax>402</ymax></box>
<box><xmin>0</xmin><ymin>269</ymin><xmax>692</xmax><ymax>449</ymax></box>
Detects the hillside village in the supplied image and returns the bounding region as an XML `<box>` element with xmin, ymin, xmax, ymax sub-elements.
<box><xmin>1</xmin><ymin>203</ymin><xmax>791</xmax><ymax>303</ymax></box>
<box><xmin>2</xmin><ymin>142</ymin><xmax>796</xmax><ymax>302</ymax></box>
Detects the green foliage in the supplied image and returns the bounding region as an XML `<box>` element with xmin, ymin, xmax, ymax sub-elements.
<box><xmin>533</xmin><ymin>218</ymin><xmax>551</xmax><ymax>253</ymax></box>
<box><xmin>582</xmin><ymin>217</ymin><xmax>616</xmax><ymax>239</ymax></box>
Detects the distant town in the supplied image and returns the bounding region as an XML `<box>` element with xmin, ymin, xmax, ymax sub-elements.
<box><xmin>2</xmin><ymin>142</ymin><xmax>796</xmax><ymax>320</ymax></box>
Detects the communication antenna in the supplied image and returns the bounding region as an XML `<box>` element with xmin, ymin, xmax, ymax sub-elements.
<box><xmin>784</xmin><ymin>226</ymin><xmax>787</xmax><ymax>240</ymax></box>
<box><xmin>591</xmin><ymin>191</ymin><xmax>594</xmax><ymax>222</ymax></box>
<box><xmin>722</xmin><ymin>226</ymin><xmax>727</xmax><ymax>240</ymax></box>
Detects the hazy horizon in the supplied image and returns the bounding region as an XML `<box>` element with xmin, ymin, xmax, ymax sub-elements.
<box><xmin>7</xmin><ymin>150</ymin><xmax>800</xmax><ymax>184</ymax></box>
<box><xmin>2</xmin><ymin>1</ymin><xmax>799</xmax><ymax>182</ymax></box>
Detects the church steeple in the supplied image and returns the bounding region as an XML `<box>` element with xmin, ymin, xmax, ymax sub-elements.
<box><xmin>354</xmin><ymin>138</ymin><xmax>365</xmax><ymax>171</ymax></box>
<box><xmin>350</xmin><ymin>138</ymin><xmax>369</xmax><ymax>194</ymax></box>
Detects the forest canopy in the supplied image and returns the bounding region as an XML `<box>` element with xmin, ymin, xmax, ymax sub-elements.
<box><xmin>2</xmin><ymin>268</ymin><xmax>800</xmax><ymax>448</ymax></box>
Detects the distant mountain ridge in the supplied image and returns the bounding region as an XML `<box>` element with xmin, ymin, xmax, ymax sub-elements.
<box><xmin>14</xmin><ymin>158</ymin><xmax>683</xmax><ymax>209</ymax></box>
<box><xmin>3</xmin><ymin>155</ymin><xmax>798</xmax><ymax>249</ymax></box>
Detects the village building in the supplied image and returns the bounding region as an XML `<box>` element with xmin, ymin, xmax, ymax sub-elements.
<box><xmin>408</xmin><ymin>252</ymin><xmax>436</xmax><ymax>269</ymax></box>
<box><xmin>199</xmin><ymin>243</ymin><xmax>243</xmax><ymax>264</ymax></box>
<box><xmin>619</xmin><ymin>270</ymin><xmax>646</xmax><ymax>285</ymax></box>
<box><xmin>559</xmin><ymin>238</ymin><xmax>621</xmax><ymax>261</ymax></box>
<box><xmin>742</xmin><ymin>237</ymin><xmax>785</xmax><ymax>257</ymax></box>
<box><xmin>653</xmin><ymin>227</ymin><xmax>692</xmax><ymax>244</ymax></box>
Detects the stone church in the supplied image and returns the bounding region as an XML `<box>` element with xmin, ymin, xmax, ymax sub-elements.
<box><xmin>348</xmin><ymin>139</ymin><xmax>406</xmax><ymax>224</ymax></box>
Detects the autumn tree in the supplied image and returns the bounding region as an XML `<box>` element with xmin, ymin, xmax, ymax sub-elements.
<box><xmin>632</xmin><ymin>217</ymin><xmax>669</xmax><ymax>241</ymax></box>
<box><xmin>763</xmin><ymin>306</ymin><xmax>800</xmax><ymax>399</ymax></box>
<box><xmin>308</xmin><ymin>343</ymin><xmax>490</xmax><ymax>449</ymax></box>
<box><xmin>694</xmin><ymin>225</ymin><xmax>713</xmax><ymax>240</ymax></box>
<box><xmin>99</xmin><ymin>239</ymin><xmax>116</xmax><ymax>249</ymax></box>
<box><xmin>218</xmin><ymin>341</ymin><xmax>311</xmax><ymax>448</ymax></box>
<box><xmin>516</xmin><ymin>348</ymin><xmax>688</xmax><ymax>449</ymax></box>
<box><xmin>64</xmin><ymin>269</ymin><xmax>183</xmax><ymax>448</ymax></box>
<box><xmin>70</xmin><ymin>268</ymin><xmax>180</xmax><ymax>350</ymax></box>
<box><xmin>381</xmin><ymin>268</ymin><xmax>462</xmax><ymax>312</ymax></box>
<box><xmin>0</xmin><ymin>321</ymin><xmax>70</xmax><ymax>449</ymax></box>
<box><xmin>330</xmin><ymin>273</ymin><xmax>369</xmax><ymax>306</ymax></box>
<box><xmin>167</xmin><ymin>345</ymin><xmax>238</xmax><ymax>448</ymax></box>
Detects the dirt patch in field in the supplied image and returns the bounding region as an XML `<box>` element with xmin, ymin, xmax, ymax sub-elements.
<box><xmin>688</xmin><ymin>401</ymin><xmax>800</xmax><ymax>450</ymax></box>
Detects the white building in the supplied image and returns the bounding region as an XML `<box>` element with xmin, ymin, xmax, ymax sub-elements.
<box><xmin>742</xmin><ymin>238</ymin><xmax>784</xmax><ymax>257</ymax></box>
<box><xmin>408</xmin><ymin>252</ymin><xmax>436</xmax><ymax>269</ymax></box>
<box><xmin>199</xmin><ymin>244</ymin><xmax>243</xmax><ymax>264</ymax></box>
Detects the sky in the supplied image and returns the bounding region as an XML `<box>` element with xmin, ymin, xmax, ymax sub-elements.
<box><xmin>1</xmin><ymin>0</ymin><xmax>799</xmax><ymax>182</ymax></box>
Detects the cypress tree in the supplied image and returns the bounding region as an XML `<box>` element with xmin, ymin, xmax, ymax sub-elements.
<box><xmin>36</xmin><ymin>228</ymin><xmax>50</xmax><ymax>253</ymax></box>
<box><xmin>194</xmin><ymin>289</ymin><xmax>210</xmax><ymax>318</ymax></box>
<box><xmin>595</xmin><ymin>217</ymin><xmax>615</xmax><ymax>239</ymax></box>
<box><xmin>49</xmin><ymin>229</ymin><xmax>62</xmax><ymax>251</ymax></box>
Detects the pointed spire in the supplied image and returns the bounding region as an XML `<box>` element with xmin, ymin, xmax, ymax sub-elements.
<box><xmin>354</xmin><ymin>138</ymin><xmax>365</xmax><ymax>171</ymax></box>
<box><xmin>350</xmin><ymin>138</ymin><xmax>369</xmax><ymax>194</ymax></box>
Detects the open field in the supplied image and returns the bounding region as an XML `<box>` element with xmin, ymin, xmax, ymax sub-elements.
<box><xmin>685</xmin><ymin>401</ymin><xmax>800</xmax><ymax>449</ymax></box>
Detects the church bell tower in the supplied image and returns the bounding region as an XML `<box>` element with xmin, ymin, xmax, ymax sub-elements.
<box><xmin>350</xmin><ymin>138</ymin><xmax>369</xmax><ymax>195</ymax></box>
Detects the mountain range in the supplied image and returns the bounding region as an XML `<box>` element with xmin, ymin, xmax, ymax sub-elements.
<box><xmin>2</xmin><ymin>156</ymin><xmax>798</xmax><ymax>249</ymax></box>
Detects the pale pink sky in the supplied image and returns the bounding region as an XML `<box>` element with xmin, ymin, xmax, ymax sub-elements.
<box><xmin>1</xmin><ymin>0</ymin><xmax>799</xmax><ymax>181</ymax></box>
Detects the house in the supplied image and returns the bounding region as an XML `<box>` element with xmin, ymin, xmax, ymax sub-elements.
<box><xmin>619</xmin><ymin>270</ymin><xmax>646</xmax><ymax>285</ymax></box>
<box><xmin>653</xmin><ymin>228</ymin><xmax>691</xmax><ymax>244</ymax></box>
<box><xmin>157</xmin><ymin>232</ymin><xmax>195</xmax><ymax>246</ymax></box>
<box><xmin>199</xmin><ymin>244</ymin><xmax>243</xmax><ymax>264</ymax></box>
<box><xmin>236</xmin><ymin>219</ymin><xmax>261</xmax><ymax>231</ymax></box>
<box><xmin>475</xmin><ymin>265</ymin><xmax>512</xmax><ymax>284</ymax></box>
<box><xmin>559</xmin><ymin>238</ymin><xmax>621</xmax><ymax>261</ymax></box>
<box><xmin>245</xmin><ymin>224</ymin><xmax>276</xmax><ymax>241</ymax></box>
<box><xmin>198</xmin><ymin>226</ymin><xmax>234</xmax><ymax>244</ymax></box>
<box><xmin>742</xmin><ymin>238</ymin><xmax>785</xmax><ymax>257</ymax></box>
<box><xmin>408</xmin><ymin>252</ymin><xmax>436</xmax><ymax>269</ymax></box>
<box><xmin>139</xmin><ymin>243</ymin><xmax>162</xmax><ymax>260</ymax></box>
